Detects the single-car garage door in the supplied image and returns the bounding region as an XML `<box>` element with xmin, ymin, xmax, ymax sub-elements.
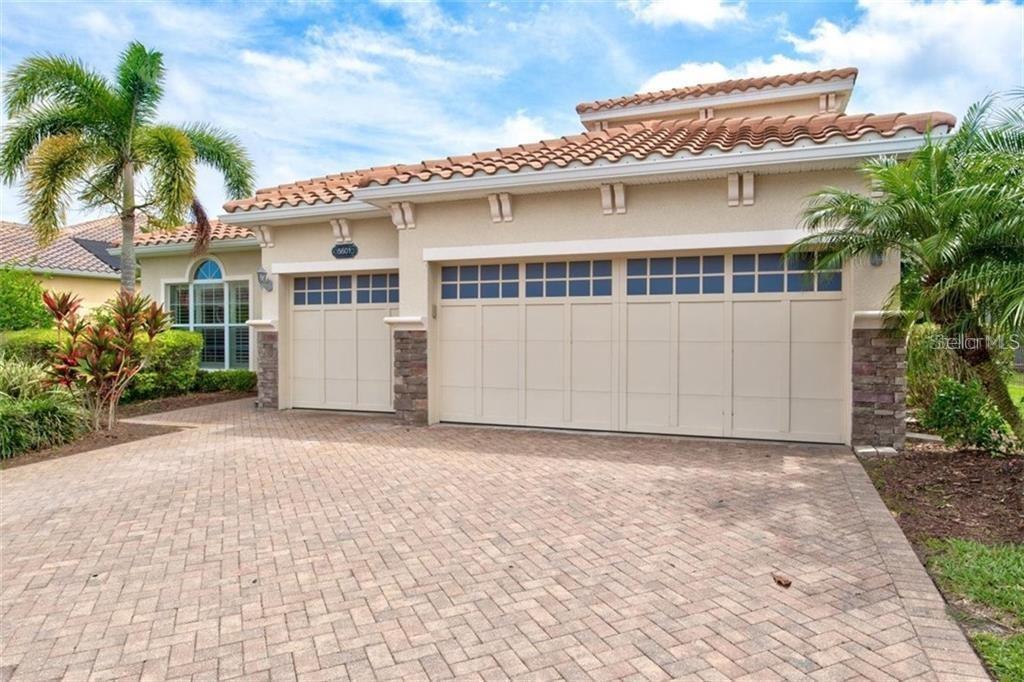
<box><xmin>438</xmin><ymin>253</ymin><xmax>846</xmax><ymax>443</ymax></box>
<box><xmin>290</xmin><ymin>272</ymin><xmax>398</xmax><ymax>411</ymax></box>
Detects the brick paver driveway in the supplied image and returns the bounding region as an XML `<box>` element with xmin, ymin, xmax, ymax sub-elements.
<box><xmin>1</xmin><ymin>400</ymin><xmax>987</xmax><ymax>681</ymax></box>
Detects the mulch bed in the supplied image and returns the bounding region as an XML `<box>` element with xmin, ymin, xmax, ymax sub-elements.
<box><xmin>1</xmin><ymin>422</ymin><xmax>181</xmax><ymax>470</ymax></box>
<box><xmin>120</xmin><ymin>391</ymin><xmax>255</xmax><ymax>418</ymax></box>
<box><xmin>860</xmin><ymin>442</ymin><xmax>1024</xmax><ymax>545</ymax></box>
<box><xmin>2</xmin><ymin>392</ymin><xmax>255</xmax><ymax>470</ymax></box>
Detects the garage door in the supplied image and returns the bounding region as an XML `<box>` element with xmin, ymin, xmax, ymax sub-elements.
<box><xmin>438</xmin><ymin>253</ymin><xmax>846</xmax><ymax>443</ymax></box>
<box><xmin>290</xmin><ymin>272</ymin><xmax>398</xmax><ymax>411</ymax></box>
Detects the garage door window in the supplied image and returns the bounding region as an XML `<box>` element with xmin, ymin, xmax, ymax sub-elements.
<box><xmin>525</xmin><ymin>260</ymin><xmax>611</xmax><ymax>297</ymax></box>
<box><xmin>167</xmin><ymin>259</ymin><xmax>249</xmax><ymax>370</ymax></box>
<box><xmin>441</xmin><ymin>264</ymin><xmax>518</xmax><ymax>299</ymax></box>
<box><xmin>626</xmin><ymin>255</ymin><xmax>724</xmax><ymax>295</ymax></box>
<box><xmin>294</xmin><ymin>273</ymin><xmax>399</xmax><ymax>305</ymax></box>
<box><xmin>733</xmin><ymin>253</ymin><xmax>842</xmax><ymax>293</ymax></box>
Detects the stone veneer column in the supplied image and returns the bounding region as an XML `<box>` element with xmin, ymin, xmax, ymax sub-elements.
<box><xmin>393</xmin><ymin>329</ymin><xmax>428</xmax><ymax>425</ymax></box>
<box><xmin>851</xmin><ymin>313</ymin><xmax>906</xmax><ymax>449</ymax></box>
<box><xmin>255</xmin><ymin>331</ymin><xmax>279</xmax><ymax>409</ymax></box>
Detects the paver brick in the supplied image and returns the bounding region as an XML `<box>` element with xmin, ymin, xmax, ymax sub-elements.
<box><xmin>0</xmin><ymin>399</ymin><xmax>988</xmax><ymax>680</ymax></box>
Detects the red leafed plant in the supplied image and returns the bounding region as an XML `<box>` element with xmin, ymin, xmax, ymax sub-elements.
<box><xmin>43</xmin><ymin>290</ymin><xmax>169</xmax><ymax>430</ymax></box>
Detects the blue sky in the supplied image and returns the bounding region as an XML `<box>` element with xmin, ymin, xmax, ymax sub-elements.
<box><xmin>1</xmin><ymin>0</ymin><xmax>1022</xmax><ymax>223</ymax></box>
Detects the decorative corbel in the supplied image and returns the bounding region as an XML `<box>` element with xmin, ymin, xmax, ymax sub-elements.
<box><xmin>330</xmin><ymin>218</ymin><xmax>352</xmax><ymax>243</ymax></box>
<box><xmin>742</xmin><ymin>173</ymin><xmax>755</xmax><ymax>206</ymax></box>
<box><xmin>819</xmin><ymin>92</ymin><xmax>838</xmax><ymax>113</ymax></box>
<box><xmin>499</xmin><ymin>193</ymin><xmax>512</xmax><ymax>222</ymax></box>
<box><xmin>600</xmin><ymin>183</ymin><xmax>626</xmax><ymax>215</ymax></box>
<box><xmin>487</xmin><ymin>193</ymin><xmax>514</xmax><ymax>222</ymax></box>
<box><xmin>600</xmin><ymin>184</ymin><xmax>614</xmax><ymax>215</ymax></box>
<box><xmin>613</xmin><ymin>183</ymin><xmax>626</xmax><ymax>214</ymax></box>
<box><xmin>727</xmin><ymin>173</ymin><xmax>740</xmax><ymax>207</ymax></box>
<box><xmin>389</xmin><ymin>202</ymin><xmax>416</xmax><ymax>230</ymax></box>
<box><xmin>256</xmin><ymin>224</ymin><xmax>274</xmax><ymax>248</ymax></box>
<box><xmin>699</xmin><ymin>107</ymin><xmax>714</xmax><ymax>120</ymax></box>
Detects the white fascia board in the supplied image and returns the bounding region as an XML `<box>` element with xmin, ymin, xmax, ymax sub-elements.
<box><xmin>354</xmin><ymin>132</ymin><xmax>942</xmax><ymax>204</ymax></box>
<box><xmin>111</xmin><ymin>238</ymin><xmax>259</xmax><ymax>257</ymax></box>
<box><xmin>17</xmin><ymin>265</ymin><xmax>120</xmax><ymax>280</ymax></box>
<box><xmin>578</xmin><ymin>78</ymin><xmax>856</xmax><ymax>124</ymax></box>
<box><xmin>422</xmin><ymin>229</ymin><xmax>808</xmax><ymax>262</ymax></box>
<box><xmin>217</xmin><ymin>200</ymin><xmax>386</xmax><ymax>225</ymax></box>
<box><xmin>270</xmin><ymin>257</ymin><xmax>400</xmax><ymax>275</ymax></box>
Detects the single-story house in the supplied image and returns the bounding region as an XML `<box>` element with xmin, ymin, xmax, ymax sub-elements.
<box><xmin>1</xmin><ymin>216</ymin><xmax>136</xmax><ymax>309</ymax></box>
<box><xmin>127</xmin><ymin>67</ymin><xmax>954</xmax><ymax>448</ymax></box>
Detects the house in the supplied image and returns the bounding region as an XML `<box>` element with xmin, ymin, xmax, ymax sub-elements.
<box><xmin>0</xmin><ymin>215</ymin><xmax>137</xmax><ymax>309</ymax></box>
<box><xmin>129</xmin><ymin>67</ymin><xmax>955</xmax><ymax>448</ymax></box>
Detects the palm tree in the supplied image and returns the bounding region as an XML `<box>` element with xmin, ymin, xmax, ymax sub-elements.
<box><xmin>1</xmin><ymin>42</ymin><xmax>255</xmax><ymax>291</ymax></box>
<box><xmin>791</xmin><ymin>91</ymin><xmax>1024</xmax><ymax>439</ymax></box>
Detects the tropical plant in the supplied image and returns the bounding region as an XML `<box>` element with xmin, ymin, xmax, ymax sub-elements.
<box><xmin>792</xmin><ymin>90</ymin><xmax>1024</xmax><ymax>440</ymax></box>
<box><xmin>0</xmin><ymin>42</ymin><xmax>255</xmax><ymax>291</ymax></box>
<box><xmin>43</xmin><ymin>289</ymin><xmax>168</xmax><ymax>429</ymax></box>
<box><xmin>0</xmin><ymin>265</ymin><xmax>51</xmax><ymax>330</ymax></box>
<box><xmin>920</xmin><ymin>377</ymin><xmax>1018</xmax><ymax>456</ymax></box>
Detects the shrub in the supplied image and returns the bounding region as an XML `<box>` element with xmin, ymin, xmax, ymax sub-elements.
<box><xmin>906</xmin><ymin>323</ymin><xmax>974</xmax><ymax>410</ymax></box>
<box><xmin>920</xmin><ymin>377</ymin><xmax>1019</xmax><ymax>455</ymax></box>
<box><xmin>123</xmin><ymin>330</ymin><xmax>203</xmax><ymax>402</ymax></box>
<box><xmin>0</xmin><ymin>356</ymin><xmax>50</xmax><ymax>399</ymax></box>
<box><xmin>193</xmin><ymin>369</ymin><xmax>257</xmax><ymax>393</ymax></box>
<box><xmin>0</xmin><ymin>327</ymin><xmax>58</xmax><ymax>363</ymax></box>
<box><xmin>0</xmin><ymin>266</ymin><xmax>51</xmax><ymax>331</ymax></box>
<box><xmin>0</xmin><ymin>390</ymin><xmax>87</xmax><ymax>458</ymax></box>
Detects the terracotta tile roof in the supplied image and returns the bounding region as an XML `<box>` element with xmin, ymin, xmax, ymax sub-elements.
<box><xmin>1</xmin><ymin>215</ymin><xmax>144</xmax><ymax>275</ymax></box>
<box><xmin>130</xmin><ymin>219</ymin><xmax>254</xmax><ymax>247</ymax></box>
<box><xmin>223</xmin><ymin>109</ymin><xmax>954</xmax><ymax>213</ymax></box>
<box><xmin>576</xmin><ymin>67</ymin><xmax>859</xmax><ymax>114</ymax></box>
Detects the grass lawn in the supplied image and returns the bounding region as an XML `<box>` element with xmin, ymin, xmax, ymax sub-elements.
<box><xmin>926</xmin><ymin>539</ymin><xmax>1023</xmax><ymax>681</ymax></box>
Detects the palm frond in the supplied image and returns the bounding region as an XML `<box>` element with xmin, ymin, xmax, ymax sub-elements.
<box><xmin>0</xmin><ymin>104</ymin><xmax>98</xmax><ymax>183</ymax></box>
<box><xmin>22</xmin><ymin>133</ymin><xmax>97</xmax><ymax>244</ymax></box>
<box><xmin>135</xmin><ymin>124</ymin><xmax>195</xmax><ymax>225</ymax></box>
<box><xmin>115</xmin><ymin>42</ymin><xmax>165</xmax><ymax>125</ymax></box>
<box><xmin>3</xmin><ymin>54</ymin><xmax>117</xmax><ymax>118</ymax></box>
<box><xmin>179</xmin><ymin>122</ymin><xmax>255</xmax><ymax>198</ymax></box>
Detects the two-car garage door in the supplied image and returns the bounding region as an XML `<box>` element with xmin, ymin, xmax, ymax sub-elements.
<box><xmin>438</xmin><ymin>253</ymin><xmax>847</xmax><ymax>443</ymax></box>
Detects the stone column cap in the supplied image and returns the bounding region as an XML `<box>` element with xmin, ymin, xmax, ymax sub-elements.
<box><xmin>384</xmin><ymin>316</ymin><xmax>426</xmax><ymax>331</ymax></box>
<box><xmin>853</xmin><ymin>310</ymin><xmax>896</xmax><ymax>330</ymax></box>
<box><xmin>247</xmin><ymin>319</ymin><xmax>278</xmax><ymax>331</ymax></box>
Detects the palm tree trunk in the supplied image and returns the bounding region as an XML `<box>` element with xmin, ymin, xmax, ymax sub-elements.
<box><xmin>955</xmin><ymin>341</ymin><xmax>1024</xmax><ymax>440</ymax></box>
<box><xmin>119</xmin><ymin>162</ymin><xmax>136</xmax><ymax>293</ymax></box>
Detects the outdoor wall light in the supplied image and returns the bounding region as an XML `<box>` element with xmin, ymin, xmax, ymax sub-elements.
<box><xmin>869</xmin><ymin>250</ymin><xmax>884</xmax><ymax>267</ymax></box>
<box><xmin>256</xmin><ymin>266</ymin><xmax>273</xmax><ymax>292</ymax></box>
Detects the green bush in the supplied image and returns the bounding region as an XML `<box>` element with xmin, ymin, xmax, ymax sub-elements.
<box><xmin>0</xmin><ymin>266</ymin><xmax>51</xmax><ymax>331</ymax></box>
<box><xmin>0</xmin><ymin>356</ymin><xmax>50</xmax><ymax>399</ymax></box>
<box><xmin>906</xmin><ymin>323</ymin><xmax>974</xmax><ymax>410</ymax></box>
<box><xmin>192</xmin><ymin>369</ymin><xmax>257</xmax><ymax>393</ymax></box>
<box><xmin>123</xmin><ymin>329</ymin><xmax>203</xmax><ymax>403</ymax></box>
<box><xmin>0</xmin><ymin>390</ymin><xmax>87</xmax><ymax>458</ymax></box>
<box><xmin>921</xmin><ymin>378</ymin><xmax>1018</xmax><ymax>455</ymax></box>
<box><xmin>0</xmin><ymin>327</ymin><xmax>58</xmax><ymax>363</ymax></box>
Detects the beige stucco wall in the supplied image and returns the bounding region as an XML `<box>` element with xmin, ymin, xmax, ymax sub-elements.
<box><xmin>34</xmin><ymin>273</ymin><xmax>120</xmax><ymax>311</ymax></box>
<box><xmin>395</xmin><ymin>169</ymin><xmax>895</xmax><ymax>320</ymax></box>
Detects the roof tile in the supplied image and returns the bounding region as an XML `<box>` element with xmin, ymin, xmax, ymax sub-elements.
<box><xmin>129</xmin><ymin>219</ymin><xmax>254</xmax><ymax>247</ymax></box>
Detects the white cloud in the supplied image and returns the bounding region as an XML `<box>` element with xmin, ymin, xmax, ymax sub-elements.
<box><xmin>497</xmin><ymin>111</ymin><xmax>557</xmax><ymax>146</ymax></box>
<box><xmin>640</xmin><ymin>0</ymin><xmax>1023</xmax><ymax>119</ymax></box>
<box><xmin>74</xmin><ymin>9</ymin><xmax>132</xmax><ymax>40</ymax></box>
<box><xmin>623</xmin><ymin>0</ymin><xmax>746</xmax><ymax>29</ymax></box>
<box><xmin>374</xmin><ymin>0</ymin><xmax>477</xmax><ymax>37</ymax></box>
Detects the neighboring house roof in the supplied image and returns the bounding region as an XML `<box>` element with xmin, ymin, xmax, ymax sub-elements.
<box><xmin>223</xmin><ymin>110</ymin><xmax>955</xmax><ymax>214</ymax></box>
<box><xmin>129</xmin><ymin>219</ymin><xmax>254</xmax><ymax>247</ymax></box>
<box><xmin>0</xmin><ymin>215</ymin><xmax>142</xmax><ymax>277</ymax></box>
<box><xmin>575</xmin><ymin>67</ymin><xmax>859</xmax><ymax>114</ymax></box>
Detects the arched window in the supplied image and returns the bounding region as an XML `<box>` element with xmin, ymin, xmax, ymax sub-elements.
<box><xmin>166</xmin><ymin>259</ymin><xmax>250</xmax><ymax>370</ymax></box>
<box><xmin>193</xmin><ymin>259</ymin><xmax>223</xmax><ymax>280</ymax></box>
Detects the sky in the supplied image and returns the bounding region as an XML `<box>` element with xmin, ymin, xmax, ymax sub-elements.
<box><xmin>1</xmin><ymin>0</ymin><xmax>1022</xmax><ymax>225</ymax></box>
